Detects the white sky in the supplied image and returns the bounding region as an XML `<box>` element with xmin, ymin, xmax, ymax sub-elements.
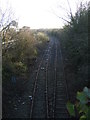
<box><xmin>0</xmin><ymin>0</ymin><xmax>89</xmax><ymax>29</ymax></box>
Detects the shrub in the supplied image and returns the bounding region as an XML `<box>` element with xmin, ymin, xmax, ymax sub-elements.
<box><xmin>2</xmin><ymin>28</ymin><xmax>49</xmax><ymax>82</ymax></box>
<box><xmin>36</xmin><ymin>32</ymin><xmax>49</xmax><ymax>43</ymax></box>
<box><xmin>67</xmin><ymin>87</ymin><xmax>90</xmax><ymax>120</ymax></box>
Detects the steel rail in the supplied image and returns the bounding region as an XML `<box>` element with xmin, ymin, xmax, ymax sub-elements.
<box><xmin>53</xmin><ymin>40</ymin><xmax>57</xmax><ymax>118</ymax></box>
<box><xmin>29</xmin><ymin>43</ymin><xmax>51</xmax><ymax>118</ymax></box>
<box><xmin>53</xmin><ymin>40</ymin><xmax>69</xmax><ymax>118</ymax></box>
<box><xmin>45</xmin><ymin>46</ymin><xmax>52</xmax><ymax>118</ymax></box>
<box><xmin>59</xmin><ymin>42</ymin><xmax>69</xmax><ymax>101</ymax></box>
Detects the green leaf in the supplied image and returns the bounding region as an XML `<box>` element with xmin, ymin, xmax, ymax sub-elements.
<box><xmin>86</xmin><ymin>107</ymin><xmax>90</xmax><ymax>120</ymax></box>
<box><xmin>83</xmin><ymin>87</ymin><xmax>90</xmax><ymax>98</ymax></box>
<box><xmin>80</xmin><ymin>115</ymin><xmax>86</xmax><ymax>120</ymax></box>
<box><xmin>67</xmin><ymin>102</ymin><xmax>75</xmax><ymax>117</ymax></box>
<box><xmin>77</xmin><ymin>92</ymin><xmax>88</xmax><ymax>104</ymax></box>
<box><xmin>79</xmin><ymin>104</ymin><xmax>88</xmax><ymax>114</ymax></box>
<box><xmin>76</xmin><ymin>102</ymin><xmax>81</xmax><ymax>112</ymax></box>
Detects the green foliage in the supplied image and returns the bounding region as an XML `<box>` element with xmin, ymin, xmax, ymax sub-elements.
<box><xmin>2</xmin><ymin>52</ymin><xmax>27</xmax><ymax>81</ymax></box>
<box><xmin>2</xmin><ymin>27</ymin><xmax>49</xmax><ymax>82</ymax></box>
<box><xmin>13</xmin><ymin>62</ymin><xmax>27</xmax><ymax>74</ymax></box>
<box><xmin>60</xmin><ymin>3</ymin><xmax>89</xmax><ymax>119</ymax></box>
<box><xmin>67</xmin><ymin>102</ymin><xmax>75</xmax><ymax>117</ymax></box>
<box><xmin>2</xmin><ymin>27</ymin><xmax>35</xmax><ymax>81</ymax></box>
<box><xmin>67</xmin><ymin>87</ymin><xmax>90</xmax><ymax>120</ymax></box>
<box><xmin>83</xmin><ymin>87</ymin><xmax>90</xmax><ymax>98</ymax></box>
<box><xmin>77</xmin><ymin>92</ymin><xmax>88</xmax><ymax>104</ymax></box>
<box><xmin>56</xmin><ymin>2</ymin><xmax>89</xmax><ymax>91</ymax></box>
<box><xmin>36</xmin><ymin>32</ymin><xmax>49</xmax><ymax>43</ymax></box>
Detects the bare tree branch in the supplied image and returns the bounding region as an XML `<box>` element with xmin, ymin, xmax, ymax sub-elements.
<box><xmin>51</xmin><ymin>9</ymin><xmax>71</xmax><ymax>24</ymax></box>
<box><xmin>67</xmin><ymin>0</ymin><xmax>73</xmax><ymax>19</ymax></box>
<box><xmin>57</xmin><ymin>4</ymin><xmax>70</xmax><ymax>14</ymax></box>
<box><xmin>0</xmin><ymin>1</ymin><xmax>16</xmax><ymax>30</ymax></box>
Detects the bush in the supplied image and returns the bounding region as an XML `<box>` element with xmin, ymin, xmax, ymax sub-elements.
<box><xmin>58</xmin><ymin>2</ymin><xmax>89</xmax><ymax>75</ymax></box>
<box><xmin>67</xmin><ymin>87</ymin><xmax>90</xmax><ymax>120</ymax></box>
<box><xmin>2</xmin><ymin>28</ymin><xmax>49</xmax><ymax>83</ymax></box>
<box><xmin>36</xmin><ymin>32</ymin><xmax>49</xmax><ymax>43</ymax></box>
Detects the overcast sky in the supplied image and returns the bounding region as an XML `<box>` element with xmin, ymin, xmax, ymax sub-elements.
<box><xmin>0</xmin><ymin>0</ymin><xmax>89</xmax><ymax>29</ymax></box>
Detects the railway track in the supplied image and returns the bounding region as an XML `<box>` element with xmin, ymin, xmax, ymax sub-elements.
<box><xmin>54</xmin><ymin>39</ymin><xmax>69</xmax><ymax>118</ymax></box>
<box><xmin>29</xmin><ymin>39</ymin><xmax>52</xmax><ymax>118</ymax></box>
<box><xmin>6</xmin><ymin>37</ymin><xmax>70</xmax><ymax>118</ymax></box>
<box><xmin>45</xmin><ymin>38</ymin><xmax>57</xmax><ymax>118</ymax></box>
<box><xmin>29</xmin><ymin>37</ymin><xmax>70</xmax><ymax>118</ymax></box>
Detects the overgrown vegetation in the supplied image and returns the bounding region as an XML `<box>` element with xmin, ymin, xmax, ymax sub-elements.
<box><xmin>54</xmin><ymin>1</ymin><xmax>89</xmax><ymax>99</ymax></box>
<box><xmin>67</xmin><ymin>87</ymin><xmax>90</xmax><ymax>120</ymax></box>
<box><xmin>49</xmin><ymin>2</ymin><xmax>89</xmax><ymax>118</ymax></box>
<box><xmin>2</xmin><ymin>26</ymin><xmax>49</xmax><ymax>83</ymax></box>
<box><xmin>1</xmin><ymin>1</ymin><xmax>89</xmax><ymax>118</ymax></box>
<box><xmin>55</xmin><ymin>2</ymin><xmax>89</xmax><ymax>119</ymax></box>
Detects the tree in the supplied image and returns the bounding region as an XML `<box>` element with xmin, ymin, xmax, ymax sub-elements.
<box><xmin>0</xmin><ymin>0</ymin><xmax>18</xmax><ymax>47</ymax></box>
